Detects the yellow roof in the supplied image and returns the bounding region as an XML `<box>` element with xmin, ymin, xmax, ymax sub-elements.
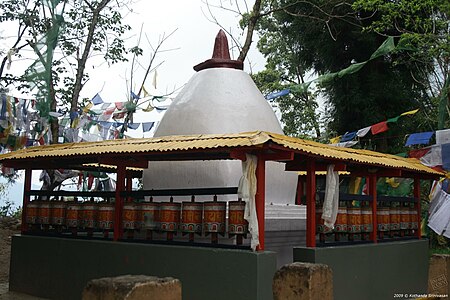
<box><xmin>0</xmin><ymin>131</ymin><xmax>442</xmax><ymax>176</ymax></box>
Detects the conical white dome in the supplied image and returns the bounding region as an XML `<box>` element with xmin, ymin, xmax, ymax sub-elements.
<box><xmin>143</xmin><ymin>31</ymin><xmax>297</xmax><ymax>204</ymax></box>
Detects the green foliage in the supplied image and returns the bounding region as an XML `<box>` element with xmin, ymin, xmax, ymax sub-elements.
<box><xmin>254</xmin><ymin>0</ymin><xmax>437</xmax><ymax>152</ymax></box>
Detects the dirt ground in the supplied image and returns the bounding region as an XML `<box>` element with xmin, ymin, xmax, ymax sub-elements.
<box><xmin>0</xmin><ymin>228</ymin><xmax>18</xmax><ymax>284</ymax></box>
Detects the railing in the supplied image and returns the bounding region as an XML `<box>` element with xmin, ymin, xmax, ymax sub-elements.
<box><xmin>23</xmin><ymin>187</ymin><xmax>251</xmax><ymax>249</ymax></box>
<box><xmin>315</xmin><ymin>192</ymin><xmax>420</xmax><ymax>246</ymax></box>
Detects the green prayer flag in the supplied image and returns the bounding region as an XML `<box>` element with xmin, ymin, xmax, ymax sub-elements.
<box><xmin>387</xmin><ymin>115</ymin><xmax>401</xmax><ymax>123</ymax></box>
<box><xmin>370</xmin><ymin>37</ymin><xmax>395</xmax><ymax>60</ymax></box>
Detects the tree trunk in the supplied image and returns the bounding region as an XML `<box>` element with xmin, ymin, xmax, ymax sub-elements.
<box><xmin>70</xmin><ymin>0</ymin><xmax>111</xmax><ymax>112</ymax></box>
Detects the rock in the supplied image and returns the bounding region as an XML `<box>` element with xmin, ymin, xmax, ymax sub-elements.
<box><xmin>82</xmin><ymin>274</ymin><xmax>181</xmax><ymax>300</ymax></box>
<box><xmin>428</xmin><ymin>254</ymin><xmax>450</xmax><ymax>298</ymax></box>
<box><xmin>273</xmin><ymin>262</ymin><xmax>333</xmax><ymax>300</ymax></box>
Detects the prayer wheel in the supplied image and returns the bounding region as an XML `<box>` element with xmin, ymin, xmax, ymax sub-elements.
<box><xmin>138</xmin><ymin>201</ymin><xmax>159</xmax><ymax>230</ymax></box>
<box><xmin>410</xmin><ymin>202</ymin><xmax>419</xmax><ymax>230</ymax></box>
<box><xmin>377</xmin><ymin>201</ymin><xmax>390</xmax><ymax>238</ymax></box>
<box><xmin>122</xmin><ymin>202</ymin><xmax>138</xmax><ymax>230</ymax></box>
<box><xmin>334</xmin><ymin>201</ymin><xmax>348</xmax><ymax>233</ymax></box>
<box><xmin>228</xmin><ymin>200</ymin><xmax>248</xmax><ymax>235</ymax></box>
<box><xmin>50</xmin><ymin>200</ymin><xmax>66</xmax><ymax>226</ymax></box>
<box><xmin>38</xmin><ymin>200</ymin><xmax>51</xmax><ymax>226</ymax></box>
<box><xmin>180</xmin><ymin>201</ymin><xmax>203</xmax><ymax>234</ymax></box>
<box><xmin>66</xmin><ymin>200</ymin><xmax>82</xmax><ymax>228</ymax></box>
<box><xmin>347</xmin><ymin>202</ymin><xmax>362</xmax><ymax>235</ymax></box>
<box><xmin>25</xmin><ymin>201</ymin><xmax>39</xmax><ymax>225</ymax></box>
<box><xmin>400</xmin><ymin>202</ymin><xmax>411</xmax><ymax>235</ymax></box>
<box><xmin>98</xmin><ymin>203</ymin><xmax>115</xmax><ymax>230</ymax></box>
<box><xmin>159</xmin><ymin>201</ymin><xmax>181</xmax><ymax>232</ymax></box>
<box><xmin>361</xmin><ymin>203</ymin><xmax>373</xmax><ymax>233</ymax></box>
<box><xmin>316</xmin><ymin>201</ymin><xmax>331</xmax><ymax>240</ymax></box>
<box><xmin>81</xmin><ymin>200</ymin><xmax>98</xmax><ymax>229</ymax></box>
<box><xmin>203</xmin><ymin>198</ymin><xmax>226</xmax><ymax>235</ymax></box>
<box><xmin>389</xmin><ymin>202</ymin><xmax>401</xmax><ymax>235</ymax></box>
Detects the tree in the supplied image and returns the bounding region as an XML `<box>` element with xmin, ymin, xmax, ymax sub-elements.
<box><xmin>0</xmin><ymin>0</ymin><xmax>138</xmax><ymax>142</ymax></box>
<box><xmin>353</xmin><ymin>0</ymin><xmax>450</xmax><ymax>129</ymax></box>
<box><xmin>254</xmin><ymin>0</ymin><xmax>432</xmax><ymax>152</ymax></box>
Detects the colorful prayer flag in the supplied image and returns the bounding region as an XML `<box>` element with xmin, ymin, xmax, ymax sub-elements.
<box><xmin>371</xmin><ymin>121</ymin><xmax>389</xmax><ymax>135</ymax></box>
<box><xmin>356</xmin><ymin>126</ymin><xmax>371</xmax><ymax>138</ymax></box>
<box><xmin>91</xmin><ymin>93</ymin><xmax>103</xmax><ymax>105</ymax></box>
<box><xmin>400</xmin><ymin>109</ymin><xmax>419</xmax><ymax>116</ymax></box>
<box><xmin>405</xmin><ymin>131</ymin><xmax>434</xmax><ymax>146</ymax></box>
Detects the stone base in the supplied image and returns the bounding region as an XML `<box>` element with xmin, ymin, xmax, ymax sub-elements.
<box><xmin>428</xmin><ymin>254</ymin><xmax>450</xmax><ymax>298</ymax></box>
<box><xmin>82</xmin><ymin>275</ymin><xmax>181</xmax><ymax>300</ymax></box>
<box><xmin>273</xmin><ymin>262</ymin><xmax>333</xmax><ymax>300</ymax></box>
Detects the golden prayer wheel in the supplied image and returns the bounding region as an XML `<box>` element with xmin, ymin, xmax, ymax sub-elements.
<box><xmin>81</xmin><ymin>201</ymin><xmax>98</xmax><ymax>229</ymax></box>
<box><xmin>376</xmin><ymin>202</ymin><xmax>390</xmax><ymax>232</ymax></box>
<box><xmin>138</xmin><ymin>202</ymin><xmax>159</xmax><ymax>230</ymax></box>
<box><xmin>50</xmin><ymin>200</ymin><xmax>66</xmax><ymax>226</ymax></box>
<box><xmin>159</xmin><ymin>202</ymin><xmax>181</xmax><ymax>232</ymax></box>
<box><xmin>389</xmin><ymin>202</ymin><xmax>401</xmax><ymax>232</ymax></box>
<box><xmin>66</xmin><ymin>201</ymin><xmax>82</xmax><ymax>228</ymax></box>
<box><xmin>334</xmin><ymin>202</ymin><xmax>348</xmax><ymax>233</ymax></box>
<box><xmin>228</xmin><ymin>200</ymin><xmax>248</xmax><ymax>235</ymax></box>
<box><xmin>37</xmin><ymin>200</ymin><xmax>51</xmax><ymax>225</ymax></box>
<box><xmin>400</xmin><ymin>203</ymin><xmax>411</xmax><ymax>231</ymax></box>
<box><xmin>361</xmin><ymin>204</ymin><xmax>373</xmax><ymax>233</ymax></box>
<box><xmin>26</xmin><ymin>201</ymin><xmax>40</xmax><ymax>225</ymax></box>
<box><xmin>410</xmin><ymin>203</ymin><xmax>419</xmax><ymax>230</ymax></box>
<box><xmin>180</xmin><ymin>201</ymin><xmax>203</xmax><ymax>234</ymax></box>
<box><xmin>122</xmin><ymin>203</ymin><xmax>138</xmax><ymax>230</ymax></box>
<box><xmin>98</xmin><ymin>203</ymin><xmax>115</xmax><ymax>230</ymax></box>
<box><xmin>347</xmin><ymin>204</ymin><xmax>362</xmax><ymax>234</ymax></box>
<box><xmin>203</xmin><ymin>200</ymin><xmax>226</xmax><ymax>234</ymax></box>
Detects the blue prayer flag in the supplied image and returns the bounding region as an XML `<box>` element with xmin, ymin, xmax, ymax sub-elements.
<box><xmin>442</xmin><ymin>143</ymin><xmax>450</xmax><ymax>171</ymax></box>
<box><xmin>266</xmin><ymin>89</ymin><xmax>290</xmax><ymax>100</ymax></box>
<box><xmin>91</xmin><ymin>93</ymin><xmax>103</xmax><ymax>105</ymax></box>
<box><xmin>405</xmin><ymin>131</ymin><xmax>434</xmax><ymax>146</ymax></box>
<box><xmin>340</xmin><ymin>131</ymin><xmax>356</xmax><ymax>142</ymax></box>
<box><xmin>127</xmin><ymin>123</ymin><xmax>140</xmax><ymax>130</ymax></box>
<box><xmin>130</xmin><ymin>91</ymin><xmax>139</xmax><ymax>100</ymax></box>
<box><xmin>142</xmin><ymin>122</ymin><xmax>155</xmax><ymax>132</ymax></box>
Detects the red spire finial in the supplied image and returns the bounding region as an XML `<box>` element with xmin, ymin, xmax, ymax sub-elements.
<box><xmin>212</xmin><ymin>30</ymin><xmax>231</xmax><ymax>59</ymax></box>
<box><xmin>193</xmin><ymin>30</ymin><xmax>243</xmax><ymax>72</ymax></box>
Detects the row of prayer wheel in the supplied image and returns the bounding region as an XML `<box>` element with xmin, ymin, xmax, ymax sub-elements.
<box><xmin>123</xmin><ymin>197</ymin><xmax>248</xmax><ymax>244</ymax></box>
<box><xmin>316</xmin><ymin>201</ymin><xmax>419</xmax><ymax>242</ymax></box>
<box><xmin>25</xmin><ymin>197</ymin><xmax>249</xmax><ymax>244</ymax></box>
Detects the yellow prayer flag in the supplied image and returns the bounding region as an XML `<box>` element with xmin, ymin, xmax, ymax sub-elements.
<box><xmin>400</xmin><ymin>108</ymin><xmax>419</xmax><ymax>116</ymax></box>
<box><xmin>329</xmin><ymin>136</ymin><xmax>341</xmax><ymax>144</ymax></box>
<box><xmin>142</xmin><ymin>102</ymin><xmax>154</xmax><ymax>112</ymax></box>
<box><xmin>142</xmin><ymin>85</ymin><xmax>149</xmax><ymax>98</ymax></box>
<box><xmin>83</xmin><ymin>103</ymin><xmax>93</xmax><ymax>113</ymax></box>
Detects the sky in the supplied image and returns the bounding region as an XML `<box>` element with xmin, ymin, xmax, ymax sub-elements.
<box><xmin>0</xmin><ymin>0</ymin><xmax>268</xmax><ymax>208</ymax></box>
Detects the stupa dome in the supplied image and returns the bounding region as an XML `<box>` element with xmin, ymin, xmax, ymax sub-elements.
<box><xmin>143</xmin><ymin>30</ymin><xmax>297</xmax><ymax>204</ymax></box>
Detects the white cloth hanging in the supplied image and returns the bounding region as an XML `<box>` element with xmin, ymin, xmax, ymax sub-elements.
<box><xmin>428</xmin><ymin>188</ymin><xmax>450</xmax><ymax>235</ymax></box>
<box><xmin>322</xmin><ymin>164</ymin><xmax>339</xmax><ymax>229</ymax></box>
<box><xmin>238</xmin><ymin>154</ymin><xmax>259</xmax><ymax>251</ymax></box>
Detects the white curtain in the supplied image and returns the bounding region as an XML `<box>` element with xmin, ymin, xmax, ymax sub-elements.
<box><xmin>321</xmin><ymin>164</ymin><xmax>339</xmax><ymax>229</ymax></box>
<box><xmin>238</xmin><ymin>154</ymin><xmax>259</xmax><ymax>251</ymax></box>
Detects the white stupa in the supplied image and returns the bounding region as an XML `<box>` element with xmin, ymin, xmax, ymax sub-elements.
<box><xmin>142</xmin><ymin>30</ymin><xmax>297</xmax><ymax>204</ymax></box>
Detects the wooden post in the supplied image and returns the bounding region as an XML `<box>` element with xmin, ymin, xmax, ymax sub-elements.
<box><xmin>414</xmin><ymin>177</ymin><xmax>421</xmax><ymax>239</ymax></box>
<box><xmin>306</xmin><ymin>159</ymin><xmax>316</xmax><ymax>248</ymax></box>
<box><xmin>369</xmin><ymin>174</ymin><xmax>378</xmax><ymax>243</ymax></box>
<box><xmin>126</xmin><ymin>173</ymin><xmax>132</xmax><ymax>203</ymax></box>
<box><xmin>296</xmin><ymin>175</ymin><xmax>304</xmax><ymax>205</ymax></box>
<box><xmin>255</xmin><ymin>155</ymin><xmax>266</xmax><ymax>251</ymax></box>
<box><xmin>114</xmin><ymin>165</ymin><xmax>126</xmax><ymax>241</ymax></box>
<box><xmin>21</xmin><ymin>168</ymin><xmax>32</xmax><ymax>233</ymax></box>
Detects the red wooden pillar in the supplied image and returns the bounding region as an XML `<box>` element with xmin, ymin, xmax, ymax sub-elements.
<box><xmin>296</xmin><ymin>175</ymin><xmax>304</xmax><ymax>205</ymax></box>
<box><xmin>414</xmin><ymin>177</ymin><xmax>421</xmax><ymax>239</ymax></box>
<box><xmin>114</xmin><ymin>165</ymin><xmax>126</xmax><ymax>241</ymax></box>
<box><xmin>255</xmin><ymin>155</ymin><xmax>266</xmax><ymax>251</ymax></box>
<box><xmin>126</xmin><ymin>173</ymin><xmax>132</xmax><ymax>202</ymax></box>
<box><xmin>368</xmin><ymin>174</ymin><xmax>378</xmax><ymax>243</ymax></box>
<box><xmin>306</xmin><ymin>159</ymin><xmax>316</xmax><ymax>248</ymax></box>
<box><xmin>21</xmin><ymin>168</ymin><xmax>32</xmax><ymax>233</ymax></box>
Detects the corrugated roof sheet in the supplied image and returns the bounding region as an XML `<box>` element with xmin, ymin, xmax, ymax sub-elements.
<box><xmin>0</xmin><ymin>131</ymin><xmax>442</xmax><ymax>176</ymax></box>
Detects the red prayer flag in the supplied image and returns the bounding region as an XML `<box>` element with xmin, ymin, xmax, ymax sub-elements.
<box><xmin>371</xmin><ymin>121</ymin><xmax>389</xmax><ymax>135</ymax></box>
<box><xmin>408</xmin><ymin>148</ymin><xmax>430</xmax><ymax>159</ymax></box>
